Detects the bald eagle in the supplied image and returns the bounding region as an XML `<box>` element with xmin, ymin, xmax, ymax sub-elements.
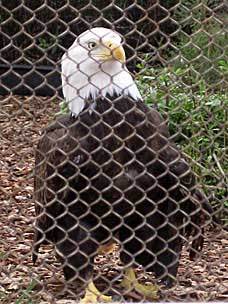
<box><xmin>33</xmin><ymin>28</ymin><xmax>214</xmax><ymax>302</ymax></box>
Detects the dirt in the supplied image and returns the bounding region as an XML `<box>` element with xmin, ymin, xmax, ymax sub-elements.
<box><xmin>0</xmin><ymin>95</ymin><xmax>227</xmax><ymax>303</ymax></box>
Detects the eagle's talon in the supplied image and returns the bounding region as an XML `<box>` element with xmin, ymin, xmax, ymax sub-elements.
<box><xmin>120</xmin><ymin>267</ymin><xmax>159</xmax><ymax>299</ymax></box>
<box><xmin>134</xmin><ymin>282</ymin><xmax>159</xmax><ymax>299</ymax></box>
<box><xmin>80</xmin><ymin>281</ymin><xmax>112</xmax><ymax>303</ymax></box>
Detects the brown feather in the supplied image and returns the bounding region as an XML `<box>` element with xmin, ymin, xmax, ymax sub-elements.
<box><xmin>33</xmin><ymin>96</ymin><xmax>215</xmax><ymax>285</ymax></box>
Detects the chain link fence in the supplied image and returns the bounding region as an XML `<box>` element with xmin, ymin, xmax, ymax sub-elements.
<box><xmin>0</xmin><ymin>1</ymin><xmax>227</xmax><ymax>303</ymax></box>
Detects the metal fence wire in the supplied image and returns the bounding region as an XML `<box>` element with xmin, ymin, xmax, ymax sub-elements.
<box><xmin>0</xmin><ymin>0</ymin><xmax>227</xmax><ymax>303</ymax></box>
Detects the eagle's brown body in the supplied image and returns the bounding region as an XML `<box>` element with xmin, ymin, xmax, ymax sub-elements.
<box><xmin>33</xmin><ymin>96</ymin><xmax>213</xmax><ymax>287</ymax></box>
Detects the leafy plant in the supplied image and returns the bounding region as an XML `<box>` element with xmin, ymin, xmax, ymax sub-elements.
<box><xmin>168</xmin><ymin>1</ymin><xmax>228</xmax><ymax>88</ymax></box>
<box><xmin>56</xmin><ymin>101</ymin><xmax>69</xmax><ymax>116</ymax></box>
<box><xmin>136</xmin><ymin>64</ymin><xmax>228</xmax><ymax>215</ymax></box>
<box><xmin>37</xmin><ymin>37</ymin><xmax>50</xmax><ymax>50</ymax></box>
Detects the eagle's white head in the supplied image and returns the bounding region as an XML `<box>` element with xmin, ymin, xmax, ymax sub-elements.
<box><xmin>61</xmin><ymin>27</ymin><xmax>142</xmax><ymax>116</ymax></box>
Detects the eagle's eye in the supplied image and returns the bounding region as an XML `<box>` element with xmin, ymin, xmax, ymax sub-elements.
<box><xmin>88</xmin><ymin>41</ymin><xmax>97</xmax><ymax>49</ymax></box>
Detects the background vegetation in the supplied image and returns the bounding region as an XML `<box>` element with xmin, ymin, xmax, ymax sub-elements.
<box><xmin>136</xmin><ymin>64</ymin><xmax>227</xmax><ymax>220</ymax></box>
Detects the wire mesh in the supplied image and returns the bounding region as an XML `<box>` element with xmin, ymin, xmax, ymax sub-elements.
<box><xmin>0</xmin><ymin>1</ymin><xmax>227</xmax><ymax>303</ymax></box>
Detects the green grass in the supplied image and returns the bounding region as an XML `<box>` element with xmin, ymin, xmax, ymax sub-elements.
<box><xmin>0</xmin><ymin>251</ymin><xmax>7</xmax><ymax>259</ymax></box>
<box><xmin>15</xmin><ymin>278</ymin><xmax>39</xmax><ymax>304</ymax></box>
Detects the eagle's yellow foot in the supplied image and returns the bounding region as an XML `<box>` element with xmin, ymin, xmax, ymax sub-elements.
<box><xmin>80</xmin><ymin>281</ymin><xmax>112</xmax><ymax>303</ymax></box>
<box><xmin>120</xmin><ymin>267</ymin><xmax>159</xmax><ymax>299</ymax></box>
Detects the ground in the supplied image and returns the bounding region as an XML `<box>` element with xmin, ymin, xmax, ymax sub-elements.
<box><xmin>0</xmin><ymin>95</ymin><xmax>227</xmax><ymax>303</ymax></box>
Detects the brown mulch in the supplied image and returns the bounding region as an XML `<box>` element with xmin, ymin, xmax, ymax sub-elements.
<box><xmin>0</xmin><ymin>95</ymin><xmax>227</xmax><ymax>303</ymax></box>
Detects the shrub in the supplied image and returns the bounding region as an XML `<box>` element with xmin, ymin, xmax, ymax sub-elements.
<box><xmin>136</xmin><ymin>65</ymin><xmax>228</xmax><ymax>216</ymax></box>
<box><xmin>167</xmin><ymin>0</ymin><xmax>228</xmax><ymax>88</ymax></box>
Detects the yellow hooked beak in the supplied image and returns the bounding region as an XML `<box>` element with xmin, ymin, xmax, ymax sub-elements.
<box><xmin>102</xmin><ymin>40</ymin><xmax>126</xmax><ymax>63</ymax></box>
